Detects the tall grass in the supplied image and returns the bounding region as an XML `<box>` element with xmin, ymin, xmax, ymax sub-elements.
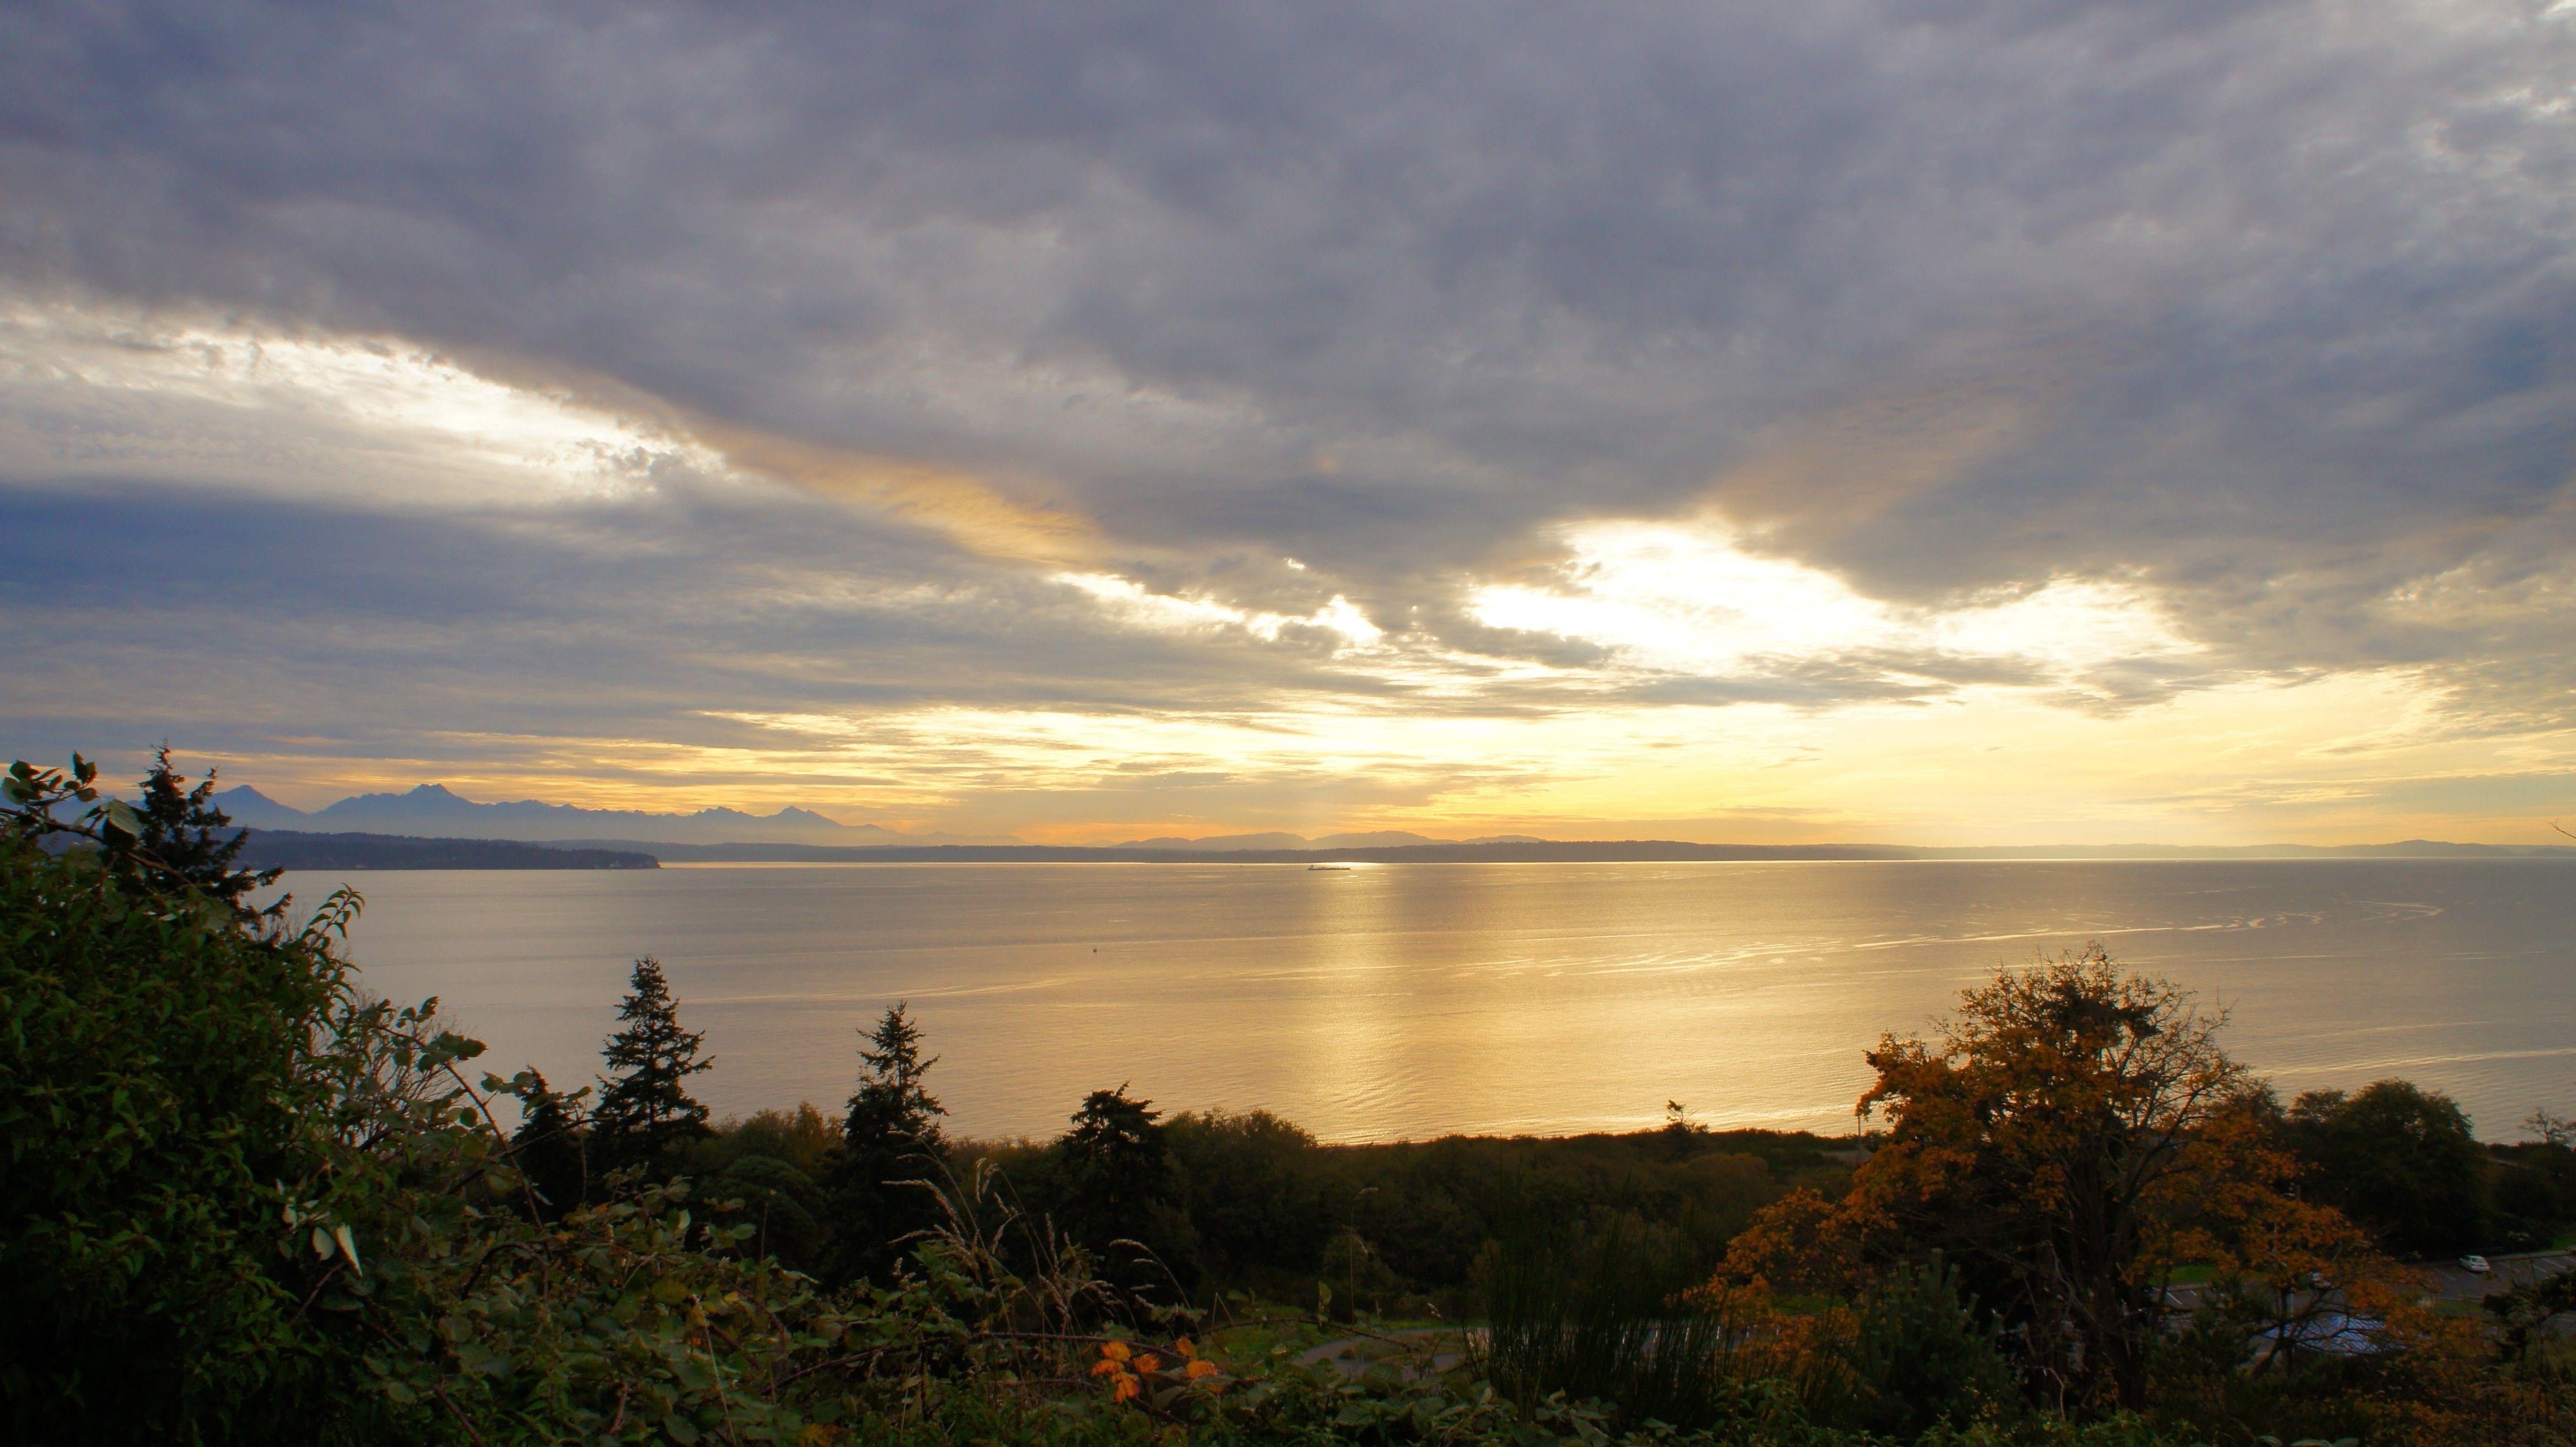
<box><xmin>1471</xmin><ymin>1217</ymin><xmax>1752</xmax><ymax>1427</ymax></box>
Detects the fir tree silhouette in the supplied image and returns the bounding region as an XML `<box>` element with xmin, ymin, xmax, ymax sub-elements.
<box><xmin>1062</xmin><ymin>1084</ymin><xmax>1168</xmax><ymax>1226</ymax></box>
<box><xmin>592</xmin><ymin>957</ymin><xmax>713</xmax><ymax>1172</ymax></box>
<box><xmin>825</xmin><ymin>1002</ymin><xmax>947</xmax><ymax>1282</ymax></box>
<box><xmin>116</xmin><ymin>746</ymin><xmax>282</xmax><ymax>913</ymax></box>
<box><xmin>1059</xmin><ymin>1084</ymin><xmax>1200</xmax><ymax>1303</ymax></box>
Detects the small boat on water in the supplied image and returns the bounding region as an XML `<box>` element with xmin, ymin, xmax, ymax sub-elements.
<box><xmin>1308</xmin><ymin>864</ymin><xmax>1350</xmax><ymax>871</ymax></box>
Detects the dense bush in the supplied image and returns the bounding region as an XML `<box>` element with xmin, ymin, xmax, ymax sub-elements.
<box><xmin>2487</xmin><ymin>1138</ymin><xmax>2576</xmax><ymax>1249</ymax></box>
<box><xmin>1168</xmin><ymin>1108</ymin><xmax>1339</xmax><ymax>1284</ymax></box>
<box><xmin>0</xmin><ymin>834</ymin><xmax>342</xmax><ymax>1439</ymax></box>
<box><xmin>2284</xmin><ymin>1081</ymin><xmax>2491</xmax><ymax>1257</ymax></box>
<box><xmin>1802</xmin><ymin>1260</ymin><xmax>2021</xmax><ymax>1440</ymax></box>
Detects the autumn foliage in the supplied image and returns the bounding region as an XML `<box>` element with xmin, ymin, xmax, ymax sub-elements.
<box><xmin>1720</xmin><ymin>948</ymin><xmax>2421</xmax><ymax>1415</ymax></box>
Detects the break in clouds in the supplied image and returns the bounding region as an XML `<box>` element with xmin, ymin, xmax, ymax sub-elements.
<box><xmin>2</xmin><ymin>1</ymin><xmax>2573</xmax><ymax>838</ymax></box>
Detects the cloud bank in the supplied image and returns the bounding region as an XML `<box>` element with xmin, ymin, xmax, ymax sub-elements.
<box><xmin>3</xmin><ymin>1</ymin><xmax>2573</xmax><ymax>841</ymax></box>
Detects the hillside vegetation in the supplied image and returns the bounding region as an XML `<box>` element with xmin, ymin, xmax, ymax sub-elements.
<box><xmin>10</xmin><ymin>751</ymin><xmax>2576</xmax><ymax>1446</ymax></box>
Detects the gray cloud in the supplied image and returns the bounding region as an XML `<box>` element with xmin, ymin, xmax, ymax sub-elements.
<box><xmin>4</xmin><ymin>0</ymin><xmax>2575</xmax><ymax>823</ymax></box>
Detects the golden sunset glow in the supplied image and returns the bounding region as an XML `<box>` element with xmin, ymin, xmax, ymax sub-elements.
<box><xmin>6</xmin><ymin>5</ymin><xmax>2572</xmax><ymax>851</ymax></box>
<box><xmin>9</xmin><ymin>292</ymin><xmax>2571</xmax><ymax>847</ymax></box>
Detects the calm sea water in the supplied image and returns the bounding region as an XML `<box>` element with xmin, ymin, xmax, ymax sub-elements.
<box><xmin>272</xmin><ymin>860</ymin><xmax>2576</xmax><ymax>1143</ymax></box>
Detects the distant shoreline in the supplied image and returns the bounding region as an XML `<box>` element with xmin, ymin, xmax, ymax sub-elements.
<box><xmin>238</xmin><ymin>830</ymin><xmax>657</xmax><ymax>871</ymax></box>
<box><xmin>242</xmin><ymin>828</ymin><xmax>2576</xmax><ymax>870</ymax></box>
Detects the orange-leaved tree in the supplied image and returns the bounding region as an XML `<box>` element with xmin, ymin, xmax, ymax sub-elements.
<box><xmin>1724</xmin><ymin>947</ymin><xmax>2285</xmax><ymax>1413</ymax></box>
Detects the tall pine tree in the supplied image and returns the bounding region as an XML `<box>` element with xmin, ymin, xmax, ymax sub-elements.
<box><xmin>824</xmin><ymin>1003</ymin><xmax>948</xmax><ymax>1283</ymax></box>
<box><xmin>1059</xmin><ymin>1084</ymin><xmax>1200</xmax><ymax>1305</ymax></box>
<box><xmin>591</xmin><ymin>957</ymin><xmax>713</xmax><ymax>1173</ymax></box>
<box><xmin>89</xmin><ymin>747</ymin><xmax>283</xmax><ymax>914</ymax></box>
<box><xmin>1061</xmin><ymin>1085</ymin><xmax>1169</xmax><ymax>1232</ymax></box>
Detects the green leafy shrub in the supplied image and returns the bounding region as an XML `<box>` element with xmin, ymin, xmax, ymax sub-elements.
<box><xmin>717</xmin><ymin>1153</ymin><xmax>831</xmax><ymax>1266</ymax></box>
<box><xmin>2284</xmin><ymin>1082</ymin><xmax>2491</xmax><ymax>1257</ymax></box>
<box><xmin>1800</xmin><ymin>1259</ymin><xmax>2019</xmax><ymax>1439</ymax></box>
<box><xmin>0</xmin><ymin>833</ymin><xmax>342</xmax><ymax>1440</ymax></box>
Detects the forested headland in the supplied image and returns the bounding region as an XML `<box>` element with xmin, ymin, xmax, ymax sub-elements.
<box><xmin>234</xmin><ymin>830</ymin><xmax>660</xmax><ymax>871</ymax></box>
<box><xmin>10</xmin><ymin>751</ymin><xmax>2576</xmax><ymax>1446</ymax></box>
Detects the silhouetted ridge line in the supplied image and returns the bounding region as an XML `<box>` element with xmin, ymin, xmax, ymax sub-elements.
<box><xmin>238</xmin><ymin>829</ymin><xmax>657</xmax><ymax>870</ymax></box>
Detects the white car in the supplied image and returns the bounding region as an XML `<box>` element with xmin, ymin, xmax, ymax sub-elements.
<box><xmin>2459</xmin><ymin>1255</ymin><xmax>2491</xmax><ymax>1275</ymax></box>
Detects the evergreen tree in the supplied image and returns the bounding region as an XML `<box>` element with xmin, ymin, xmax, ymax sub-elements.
<box><xmin>1064</xmin><ymin>1085</ymin><xmax>1166</xmax><ymax>1212</ymax></box>
<box><xmin>127</xmin><ymin>745</ymin><xmax>280</xmax><ymax>909</ymax></box>
<box><xmin>3</xmin><ymin>747</ymin><xmax>280</xmax><ymax>913</ymax></box>
<box><xmin>824</xmin><ymin>1003</ymin><xmax>948</xmax><ymax>1283</ymax></box>
<box><xmin>591</xmin><ymin>958</ymin><xmax>713</xmax><ymax>1172</ymax></box>
<box><xmin>1059</xmin><ymin>1084</ymin><xmax>1199</xmax><ymax>1304</ymax></box>
<box><xmin>510</xmin><ymin>1068</ymin><xmax>591</xmax><ymax>1216</ymax></box>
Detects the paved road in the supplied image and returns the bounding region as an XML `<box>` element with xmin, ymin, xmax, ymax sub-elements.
<box><xmin>2419</xmin><ymin>1248</ymin><xmax>2574</xmax><ymax>1304</ymax></box>
<box><xmin>2160</xmin><ymin>1249</ymin><xmax>2575</xmax><ymax>1317</ymax></box>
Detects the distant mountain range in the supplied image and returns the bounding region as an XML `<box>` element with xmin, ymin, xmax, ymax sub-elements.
<box><xmin>206</xmin><ymin>782</ymin><xmax>1557</xmax><ymax>850</ymax></box>
<box><xmin>201</xmin><ymin>783</ymin><xmax>2576</xmax><ymax>861</ymax></box>
<box><xmin>209</xmin><ymin>783</ymin><xmax>1020</xmax><ymax>847</ymax></box>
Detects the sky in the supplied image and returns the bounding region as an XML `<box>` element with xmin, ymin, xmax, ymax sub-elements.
<box><xmin>4</xmin><ymin>1</ymin><xmax>2574</xmax><ymax>846</ymax></box>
